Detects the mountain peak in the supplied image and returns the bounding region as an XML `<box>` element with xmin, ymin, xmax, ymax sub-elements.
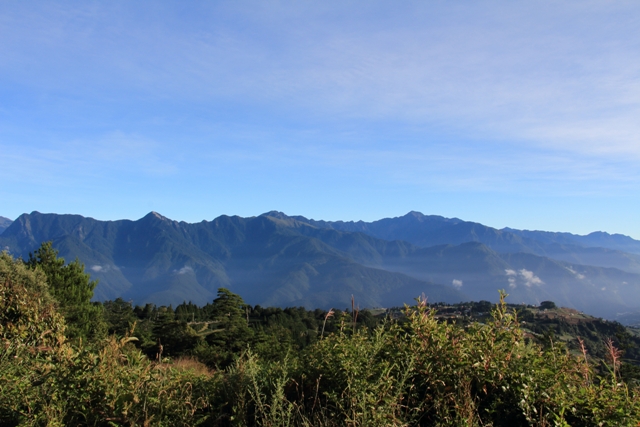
<box><xmin>587</xmin><ymin>231</ymin><xmax>610</xmax><ymax>238</ymax></box>
<box><xmin>260</xmin><ymin>211</ymin><xmax>290</xmax><ymax>220</ymax></box>
<box><xmin>142</xmin><ymin>211</ymin><xmax>172</xmax><ymax>222</ymax></box>
<box><xmin>407</xmin><ymin>211</ymin><xmax>425</xmax><ymax>218</ymax></box>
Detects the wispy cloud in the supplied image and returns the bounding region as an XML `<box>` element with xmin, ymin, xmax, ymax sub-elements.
<box><xmin>566</xmin><ymin>267</ymin><xmax>586</xmax><ymax>280</ymax></box>
<box><xmin>452</xmin><ymin>279</ymin><xmax>463</xmax><ymax>289</ymax></box>
<box><xmin>505</xmin><ymin>268</ymin><xmax>544</xmax><ymax>288</ymax></box>
<box><xmin>90</xmin><ymin>264</ymin><xmax>118</xmax><ymax>273</ymax></box>
<box><xmin>3</xmin><ymin>2</ymin><xmax>640</xmax><ymax>159</ymax></box>
<box><xmin>174</xmin><ymin>266</ymin><xmax>194</xmax><ymax>275</ymax></box>
<box><xmin>0</xmin><ymin>132</ymin><xmax>177</xmax><ymax>186</ymax></box>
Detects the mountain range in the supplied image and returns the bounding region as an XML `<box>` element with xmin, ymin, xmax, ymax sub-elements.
<box><xmin>1</xmin><ymin>211</ymin><xmax>640</xmax><ymax>320</ymax></box>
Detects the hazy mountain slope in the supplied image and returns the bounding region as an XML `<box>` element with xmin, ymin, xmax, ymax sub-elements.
<box><xmin>265</xmin><ymin>212</ymin><xmax>640</xmax><ymax>317</ymax></box>
<box><xmin>504</xmin><ymin>228</ymin><xmax>640</xmax><ymax>255</ymax></box>
<box><xmin>291</xmin><ymin>211</ymin><xmax>640</xmax><ymax>274</ymax></box>
<box><xmin>539</xmin><ymin>244</ymin><xmax>640</xmax><ymax>274</ymax></box>
<box><xmin>374</xmin><ymin>241</ymin><xmax>640</xmax><ymax>318</ymax></box>
<box><xmin>498</xmin><ymin>252</ymin><xmax>638</xmax><ymax>318</ymax></box>
<box><xmin>0</xmin><ymin>216</ymin><xmax>12</xmax><ymax>235</ymax></box>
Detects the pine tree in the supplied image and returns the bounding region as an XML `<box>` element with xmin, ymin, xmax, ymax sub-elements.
<box><xmin>203</xmin><ymin>288</ymin><xmax>254</xmax><ymax>366</ymax></box>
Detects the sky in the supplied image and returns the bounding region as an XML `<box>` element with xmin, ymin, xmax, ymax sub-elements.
<box><xmin>1</xmin><ymin>1</ymin><xmax>640</xmax><ymax>238</ymax></box>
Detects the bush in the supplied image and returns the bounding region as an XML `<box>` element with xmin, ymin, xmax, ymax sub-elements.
<box><xmin>0</xmin><ymin>252</ymin><xmax>213</xmax><ymax>426</ymax></box>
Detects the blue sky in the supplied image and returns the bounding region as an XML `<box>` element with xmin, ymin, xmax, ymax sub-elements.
<box><xmin>2</xmin><ymin>1</ymin><xmax>640</xmax><ymax>238</ymax></box>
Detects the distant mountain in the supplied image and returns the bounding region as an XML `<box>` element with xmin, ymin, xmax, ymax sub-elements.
<box><xmin>1</xmin><ymin>210</ymin><xmax>639</xmax><ymax>319</ymax></box>
<box><xmin>292</xmin><ymin>211</ymin><xmax>640</xmax><ymax>274</ymax></box>
<box><xmin>503</xmin><ymin>228</ymin><xmax>640</xmax><ymax>255</ymax></box>
<box><xmin>0</xmin><ymin>216</ymin><xmax>12</xmax><ymax>235</ymax></box>
<box><xmin>0</xmin><ymin>211</ymin><xmax>464</xmax><ymax>309</ymax></box>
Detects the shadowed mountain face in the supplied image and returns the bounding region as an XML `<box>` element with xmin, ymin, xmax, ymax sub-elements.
<box><xmin>0</xmin><ymin>212</ymin><xmax>464</xmax><ymax>309</ymax></box>
<box><xmin>0</xmin><ymin>216</ymin><xmax>12</xmax><ymax>235</ymax></box>
<box><xmin>2</xmin><ymin>211</ymin><xmax>640</xmax><ymax>319</ymax></box>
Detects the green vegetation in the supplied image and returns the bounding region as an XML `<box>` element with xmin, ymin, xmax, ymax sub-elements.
<box><xmin>24</xmin><ymin>242</ymin><xmax>107</xmax><ymax>341</ymax></box>
<box><xmin>1</xmin><ymin>245</ymin><xmax>640</xmax><ymax>425</ymax></box>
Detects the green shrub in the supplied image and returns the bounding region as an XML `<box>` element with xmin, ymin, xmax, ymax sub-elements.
<box><xmin>0</xmin><ymin>251</ymin><xmax>66</xmax><ymax>349</ymax></box>
<box><xmin>0</xmin><ymin>252</ymin><xmax>213</xmax><ymax>426</ymax></box>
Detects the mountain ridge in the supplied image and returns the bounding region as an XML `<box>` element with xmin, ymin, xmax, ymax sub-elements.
<box><xmin>286</xmin><ymin>211</ymin><xmax>640</xmax><ymax>273</ymax></box>
<box><xmin>2</xmin><ymin>210</ymin><xmax>640</xmax><ymax>319</ymax></box>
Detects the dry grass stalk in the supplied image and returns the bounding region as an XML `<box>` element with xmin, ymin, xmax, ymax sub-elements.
<box><xmin>321</xmin><ymin>309</ymin><xmax>334</xmax><ymax>339</ymax></box>
<box><xmin>605</xmin><ymin>337</ymin><xmax>622</xmax><ymax>386</ymax></box>
<box><xmin>576</xmin><ymin>336</ymin><xmax>591</xmax><ymax>385</ymax></box>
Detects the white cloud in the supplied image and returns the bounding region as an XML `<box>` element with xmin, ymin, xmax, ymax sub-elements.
<box><xmin>519</xmin><ymin>269</ymin><xmax>543</xmax><ymax>287</ymax></box>
<box><xmin>175</xmin><ymin>266</ymin><xmax>194</xmax><ymax>275</ymax></box>
<box><xmin>506</xmin><ymin>268</ymin><xmax>543</xmax><ymax>288</ymax></box>
<box><xmin>90</xmin><ymin>264</ymin><xmax>117</xmax><ymax>273</ymax></box>
<box><xmin>566</xmin><ymin>267</ymin><xmax>585</xmax><ymax>280</ymax></box>
<box><xmin>452</xmin><ymin>279</ymin><xmax>463</xmax><ymax>289</ymax></box>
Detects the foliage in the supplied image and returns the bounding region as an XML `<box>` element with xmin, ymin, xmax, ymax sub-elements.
<box><xmin>540</xmin><ymin>300</ymin><xmax>557</xmax><ymax>310</ymax></box>
<box><xmin>25</xmin><ymin>241</ymin><xmax>107</xmax><ymax>341</ymax></box>
<box><xmin>0</xmin><ymin>251</ymin><xmax>67</xmax><ymax>426</ymax></box>
<box><xmin>1</xmin><ymin>335</ymin><xmax>212</xmax><ymax>426</ymax></box>
<box><xmin>0</xmin><ymin>251</ymin><xmax>65</xmax><ymax>348</ymax></box>
<box><xmin>1</xmin><ymin>252</ymin><xmax>213</xmax><ymax>426</ymax></box>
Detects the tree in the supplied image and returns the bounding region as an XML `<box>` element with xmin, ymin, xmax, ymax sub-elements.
<box><xmin>25</xmin><ymin>241</ymin><xmax>106</xmax><ymax>341</ymax></box>
<box><xmin>201</xmin><ymin>288</ymin><xmax>254</xmax><ymax>367</ymax></box>
<box><xmin>540</xmin><ymin>300</ymin><xmax>557</xmax><ymax>310</ymax></box>
<box><xmin>103</xmin><ymin>298</ymin><xmax>138</xmax><ymax>336</ymax></box>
